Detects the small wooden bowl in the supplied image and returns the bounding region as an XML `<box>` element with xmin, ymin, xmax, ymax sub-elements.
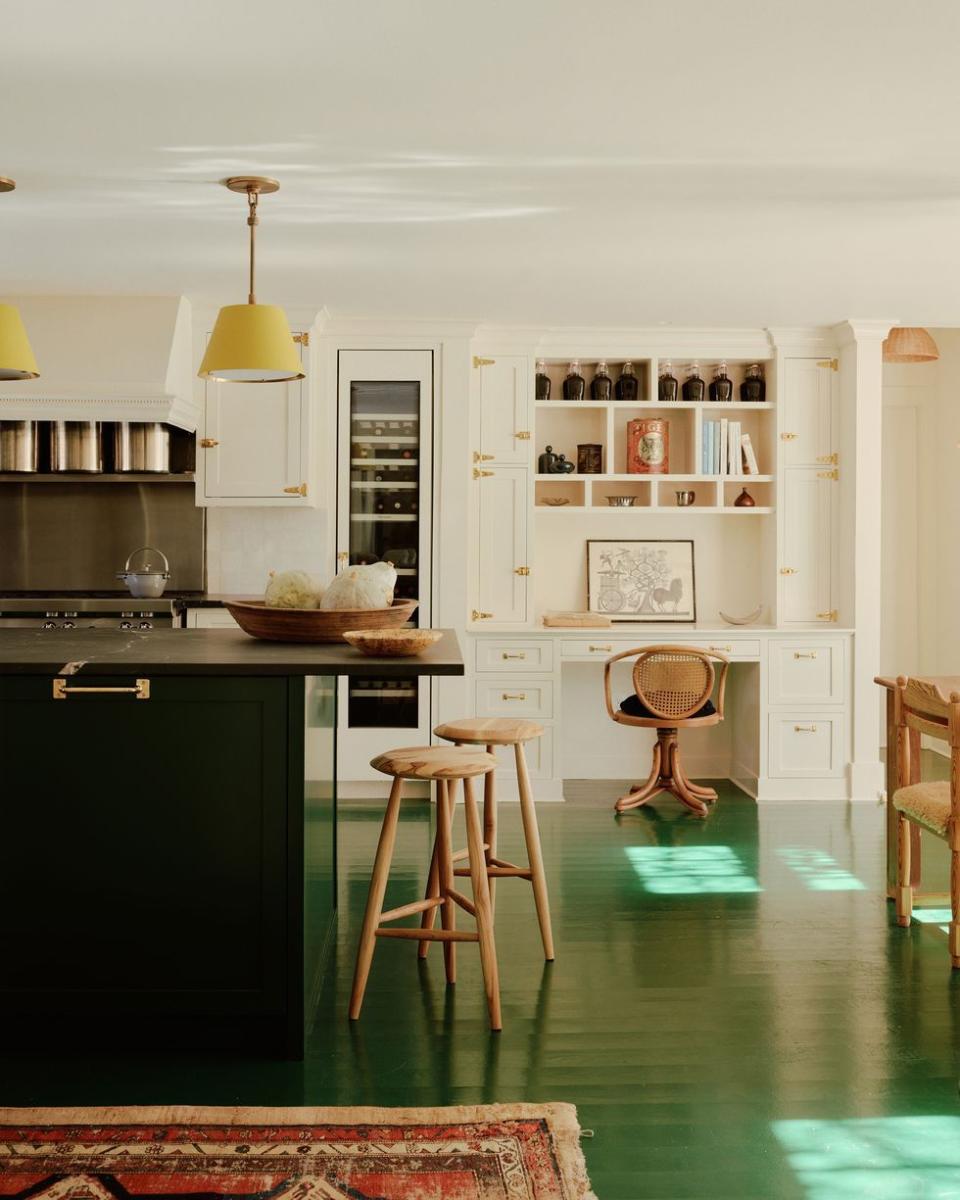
<box><xmin>224</xmin><ymin>598</ymin><xmax>419</xmax><ymax>643</ymax></box>
<box><xmin>343</xmin><ymin>628</ymin><xmax>443</xmax><ymax>658</ymax></box>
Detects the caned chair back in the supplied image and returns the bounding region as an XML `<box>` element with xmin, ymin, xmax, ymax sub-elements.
<box><xmin>603</xmin><ymin>643</ymin><xmax>729</xmax><ymax>725</ymax></box>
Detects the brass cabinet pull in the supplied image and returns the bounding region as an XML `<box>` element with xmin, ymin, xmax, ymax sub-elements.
<box><xmin>199</xmin><ymin>438</ymin><xmax>219</xmax><ymax>448</ymax></box>
<box><xmin>589</xmin><ymin>644</ymin><xmax>613</xmax><ymax>653</ymax></box>
<box><xmin>53</xmin><ymin>678</ymin><xmax>150</xmax><ymax>701</ymax></box>
<box><xmin>794</xmin><ymin>651</ymin><xmax>818</xmax><ymax>660</ymax></box>
<box><xmin>817</xmin><ymin>610</ymin><xmax>838</xmax><ymax>622</ymax></box>
<box><xmin>708</xmin><ymin>644</ymin><xmax>732</xmax><ymax>653</ymax></box>
<box><xmin>794</xmin><ymin>724</ymin><xmax>818</xmax><ymax>733</ymax></box>
<box><xmin>780</xmin><ymin>432</ymin><xmax>798</xmax><ymax>441</ymax></box>
<box><xmin>473</xmin><ymin>468</ymin><xmax>494</xmax><ymax>479</ymax></box>
<box><xmin>502</xmin><ymin>692</ymin><xmax>527</xmax><ymax>701</ymax></box>
<box><xmin>514</xmin><ymin>566</ymin><xmax>531</xmax><ymax>576</ymax></box>
<box><xmin>501</xmin><ymin>651</ymin><xmax>527</xmax><ymax>660</ymax></box>
<box><xmin>472</xmin><ymin>610</ymin><xmax>492</xmax><ymax>620</ymax></box>
<box><xmin>283</xmin><ymin>482</ymin><xmax>307</xmax><ymax>496</ymax></box>
<box><xmin>779</xmin><ymin>567</ymin><xmax>798</xmax><ymax>575</ymax></box>
<box><xmin>514</xmin><ymin>430</ymin><xmax>531</xmax><ymax>440</ymax></box>
<box><xmin>473</xmin><ymin>451</ymin><xmax>495</xmax><ymax>463</ymax></box>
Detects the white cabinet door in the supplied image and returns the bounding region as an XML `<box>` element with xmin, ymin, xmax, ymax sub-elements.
<box><xmin>478</xmin><ymin>356</ymin><xmax>531</xmax><ymax>465</ymax></box>
<box><xmin>474</xmin><ymin>466</ymin><xmax>529</xmax><ymax>625</ymax></box>
<box><xmin>781</xmin><ymin>357</ymin><xmax>838</xmax><ymax>467</ymax></box>
<box><xmin>768</xmin><ymin>712</ymin><xmax>844</xmax><ymax>778</ymax></box>
<box><xmin>200</xmin><ymin>342</ymin><xmax>307</xmax><ymax>503</ymax></box>
<box><xmin>780</xmin><ymin>468</ymin><xmax>834</xmax><ymax>624</ymax></box>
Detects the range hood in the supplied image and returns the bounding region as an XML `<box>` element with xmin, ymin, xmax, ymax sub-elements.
<box><xmin>0</xmin><ymin>296</ymin><xmax>196</xmax><ymax>431</ymax></box>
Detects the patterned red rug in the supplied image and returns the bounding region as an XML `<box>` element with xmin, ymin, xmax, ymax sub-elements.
<box><xmin>0</xmin><ymin>1105</ymin><xmax>595</xmax><ymax>1200</ymax></box>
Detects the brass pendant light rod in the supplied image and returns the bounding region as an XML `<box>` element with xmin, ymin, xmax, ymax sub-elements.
<box><xmin>247</xmin><ymin>189</ymin><xmax>257</xmax><ymax>305</ymax></box>
<box><xmin>223</xmin><ymin>176</ymin><xmax>279</xmax><ymax>306</ymax></box>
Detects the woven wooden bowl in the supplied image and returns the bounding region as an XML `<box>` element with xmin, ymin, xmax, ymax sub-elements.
<box><xmin>224</xmin><ymin>598</ymin><xmax>419</xmax><ymax>643</ymax></box>
<box><xmin>343</xmin><ymin>628</ymin><xmax>443</xmax><ymax>658</ymax></box>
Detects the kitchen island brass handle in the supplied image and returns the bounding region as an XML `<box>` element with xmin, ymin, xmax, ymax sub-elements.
<box><xmin>53</xmin><ymin>678</ymin><xmax>150</xmax><ymax>700</ymax></box>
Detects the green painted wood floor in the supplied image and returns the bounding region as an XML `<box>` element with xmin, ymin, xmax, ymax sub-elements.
<box><xmin>4</xmin><ymin>784</ymin><xmax>960</xmax><ymax>1199</ymax></box>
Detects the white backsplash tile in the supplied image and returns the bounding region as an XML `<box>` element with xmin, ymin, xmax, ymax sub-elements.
<box><xmin>206</xmin><ymin>507</ymin><xmax>329</xmax><ymax>595</ymax></box>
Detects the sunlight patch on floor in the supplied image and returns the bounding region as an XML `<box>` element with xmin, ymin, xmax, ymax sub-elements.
<box><xmin>776</xmin><ymin>847</ymin><xmax>867</xmax><ymax>891</ymax></box>
<box><xmin>772</xmin><ymin>1116</ymin><xmax>960</xmax><ymax>1198</ymax></box>
<box><xmin>624</xmin><ymin>845</ymin><xmax>761</xmax><ymax>894</ymax></box>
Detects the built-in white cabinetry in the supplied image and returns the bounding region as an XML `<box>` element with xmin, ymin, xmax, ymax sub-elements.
<box><xmin>477</xmin><ymin>356</ymin><xmax>531</xmax><ymax>465</ymax></box>
<box><xmin>196</xmin><ymin>337</ymin><xmax>313</xmax><ymax>506</ymax></box>
<box><xmin>778</xmin><ymin>357</ymin><xmax>839</xmax><ymax>624</ymax></box>
<box><xmin>184</xmin><ymin>607</ymin><xmax>240</xmax><ymax>629</ymax></box>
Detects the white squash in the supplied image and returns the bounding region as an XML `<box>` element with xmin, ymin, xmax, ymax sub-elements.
<box><xmin>319</xmin><ymin>562</ymin><xmax>397</xmax><ymax>610</ymax></box>
<box><xmin>264</xmin><ymin>569</ymin><xmax>323</xmax><ymax>609</ymax></box>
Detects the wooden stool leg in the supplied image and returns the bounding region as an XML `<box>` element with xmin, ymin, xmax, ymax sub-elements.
<box><xmin>464</xmin><ymin>775</ymin><xmax>502</xmax><ymax>1031</ymax></box>
<box><xmin>950</xmin><ymin>848</ymin><xmax>960</xmax><ymax>969</ymax></box>
<box><xmin>895</xmin><ymin>812</ymin><xmax>913</xmax><ymax>928</ymax></box>
<box><xmin>437</xmin><ymin>777</ymin><xmax>457</xmax><ymax>984</ymax></box>
<box><xmin>484</xmin><ymin>743</ymin><xmax>498</xmax><ymax>914</ymax></box>
<box><xmin>515</xmin><ymin>740</ymin><xmax>555</xmax><ymax>961</ymax></box>
<box><xmin>417</xmin><ymin>790</ymin><xmax>442</xmax><ymax>959</ymax></box>
<box><xmin>349</xmin><ymin>775</ymin><xmax>404</xmax><ymax>1020</ymax></box>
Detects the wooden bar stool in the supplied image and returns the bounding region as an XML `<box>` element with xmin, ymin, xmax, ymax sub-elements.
<box><xmin>348</xmin><ymin>744</ymin><xmax>503</xmax><ymax>1031</ymax></box>
<box><xmin>423</xmin><ymin>717</ymin><xmax>555</xmax><ymax>962</ymax></box>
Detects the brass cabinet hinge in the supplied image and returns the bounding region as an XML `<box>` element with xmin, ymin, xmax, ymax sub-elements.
<box><xmin>199</xmin><ymin>437</ymin><xmax>219</xmax><ymax>448</ymax></box>
<box><xmin>817</xmin><ymin>469</ymin><xmax>839</xmax><ymax>481</ymax></box>
<box><xmin>817</xmin><ymin>358</ymin><xmax>839</xmax><ymax>371</ymax></box>
<box><xmin>473</xmin><ymin>451</ymin><xmax>495</xmax><ymax>463</ymax></box>
<box><xmin>283</xmin><ymin>482</ymin><xmax>308</xmax><ymax>496</ymax></box>
<box><xmin>514</xmin><ymin>566</ymin><xmax>531</xmax><ymax>576</ymax></box>
<box><xmin>817</xmin><ymin>609</ymin><xmax>839</xmax><ymax>622</ymax></box>
<box><xmin>816</xmin><ymin>452</ymin><xmax>839</xmax><ymax>465</ymax></box>
<box><xmin>514</xmin><ymin>430</ymin><xmax>531</xmax><ymax>440</ymax></box>
<box><xmin>473</xmin><ymin>468</ymin><xmax>494</xmax><ymax>479</ymax></box>
<box><xmin>780</xmin><ymin>432</ymin><xmax>798</xmax><ymax>441</ymax></box>
<box><xmin>293</xmin><ymin>332</ymin><xmax>309</xmax><ymax>346</ymax></box>
<box><xmin>473</xmin><ymin>356</ymin><xmax>495</xmax><ymax>368</ymax></box>
<box><xmin>779</xmin><ymin>567</ymin><xmax>798</xmax><ymax>575</ymax></box>
<box><xmin>472</xmin><ymin>610</ymin><xmax>493</xmax><ymax>620</ymax></box>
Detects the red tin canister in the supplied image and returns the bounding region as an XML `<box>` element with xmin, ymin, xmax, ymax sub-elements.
<box><xmin>627</xmin><ymin>418</ymin><xmax>669</xmax><ymax>474</ymax></box>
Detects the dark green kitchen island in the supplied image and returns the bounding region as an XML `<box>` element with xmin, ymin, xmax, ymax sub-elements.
<box><xmin>0</xmin><ymin>628</ymin><xmax>463</xmax><ymax>1058</ymax></box>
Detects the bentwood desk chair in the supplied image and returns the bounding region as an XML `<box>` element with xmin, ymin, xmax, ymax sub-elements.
<box><xmin>892</xmin><ymin>676</ymin><xmax>960</xmax><ymax>966</ymax></box>
<box><xmin>603</xmin><ymin>645</ymin><xmax>729</xmax><ymax>817</ymax></box>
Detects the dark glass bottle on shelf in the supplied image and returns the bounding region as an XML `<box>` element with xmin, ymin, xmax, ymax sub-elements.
<box><xmin>658</xmin><ymin>361</ymin><xmax>678</xmax><ymax>402</ymax></box>
<box><xmin>740</xmin><ymin>363</ymin><xmax>766</xmax><ymax>403</ymax></box>
<box><xmin>615</xmin><ymin>361</ymin><xmax>639</xmax><ymax>401</ymax></box>
<box><xmin>590</xmin><ymin>360</ymin><xmax>613</xmax><ymax>401</ymax></box>
<box><xmin>535</xmin><ymin>359</ymin><xmax>551</xmax><ymax>400</ymax></box>
<box><xmin>709</xmin><ymin>360</ymin><xmax>733</xmax><ymax>403</ymax></box>
<box><xmin>562</xmin><ymin>360</ymin><xmax>586</xmax><ymax>401</ymax></box>
<box><xmin>682</xmin><ymin>362</ymin><xmax>705</xmax><ymax>403</ymax></box>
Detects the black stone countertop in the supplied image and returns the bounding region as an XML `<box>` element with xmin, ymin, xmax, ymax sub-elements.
<box><xmin>0</xmin><ymin>628</ymin><xmax>464</xmax><ymax>678</ymax></box>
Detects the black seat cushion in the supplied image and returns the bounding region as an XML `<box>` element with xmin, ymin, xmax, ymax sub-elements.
<box><xmin>620</xmin><ymin>694</ymin><xmax>716</xmax><ymax>720</ymax></box>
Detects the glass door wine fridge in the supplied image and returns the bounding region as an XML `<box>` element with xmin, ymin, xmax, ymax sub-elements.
<box><xmin>336</xmin><ymin>349</ymin><xmax>434</xmax><ymax>781</ymax></box>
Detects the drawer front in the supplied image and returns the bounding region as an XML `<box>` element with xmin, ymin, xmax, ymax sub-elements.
<box><xmin>475</xmin><ymin>678</ymin><xmax>553</xmax><ymax>719</ymax></box>
<box><xmin>475</xmin><ymin>640</ymin><xmax>554</xmax><ymax>673</ymax></box>
<box><xmin>768</xmin><ymin>712</ymin><xmax>843</xmax><ymax>778</ymax></box>
<box><xmin>488</xmin><ymin>726</ymin><xmax>554</xmax><ymax>780</ymax></box>
<box><xmin>559</xmin><ymin>637</ymin><xmax>760</xmax><ymax>661</ymax></box>
<box><xmin>769</xmin><ymin>638</ymin><xmax>845</xmax><ymax>705</ymax></box>
<box><xmin>186</xmin><ymin>607</ymin><xmax>240</xmax><ymax>629</ymax></box>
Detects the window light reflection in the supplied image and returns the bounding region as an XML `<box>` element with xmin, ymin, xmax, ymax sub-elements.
<box><xmin>772</xmin><ymin>1116</ymin><xmax>960</xmax><ymax>1198</ymax></box>
<box><xmin>777</xmin><ymin>847</ymin><xmax>866</xmax><ymax>891</ymax></box>
<box><xmin>624</xmin><ymin>845</ymin><xmax>761</xmax><ymax>894</ymax></box>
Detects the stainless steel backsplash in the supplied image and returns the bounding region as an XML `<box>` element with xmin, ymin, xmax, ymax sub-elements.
<box><xmin>0</xmin><ymin>483</ymin><xmax>204</xmax><ymax>592</ymax></box>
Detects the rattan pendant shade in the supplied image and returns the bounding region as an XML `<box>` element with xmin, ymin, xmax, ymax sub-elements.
<box><xmin>882</xmin><ymin>327</ymin><xmax>940</xmax><ymax>364</ymax></box>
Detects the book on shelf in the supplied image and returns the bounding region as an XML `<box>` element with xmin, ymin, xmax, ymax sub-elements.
<box><xmin>718</xmin><ymin>419</ymin><xmax>728</xmax><ymax>477</ymax></box>
<box><xmin>741</xmin><ymin>433</ymin><xmax>760</xmax><ymax>475</ymax></box>
<box><xmin>728</xmin><ymin>420</ymin><xmax>741</xmax><ymax>475</ymax></box>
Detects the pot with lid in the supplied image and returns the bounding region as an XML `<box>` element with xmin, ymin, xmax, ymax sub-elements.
<box><xmin>50</xmin><ymin>421</ymin><xmax>103</xmax><ymax>473</ymax></box>
<box><xmin>0</xmin><ymin>421</ymin><xmax>39</xmax><ymax>472</ymax></box>
<box><xmin>112</xmin><ymin>422</ymin><xmax>171</xmax><ymax>473</ymax></box>
<box><xmin>117</xmin><ymin>546</ymin><xmax>170</xmax><ymax>598</ymax></box>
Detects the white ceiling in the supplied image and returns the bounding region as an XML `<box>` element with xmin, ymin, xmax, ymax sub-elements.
<box><xmin>4</xmin><ymin>0</ymin><xmax>960</xmax><ymax>327</ymax></box>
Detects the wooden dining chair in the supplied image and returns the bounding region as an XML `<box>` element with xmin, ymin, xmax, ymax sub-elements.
<box><xmin>892</xmin><ymin>676</ymin><xmax>960</xmax><ymax>966</ymax></box>
<box><xmin>603</xmin><ymin>645</ymin><xmax>729</xmax><ymax>816</ymax></box>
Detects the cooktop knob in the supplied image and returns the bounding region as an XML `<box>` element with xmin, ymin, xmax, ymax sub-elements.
<box><xmin>119</xmin><ymin>621</ymin><xmax>133</xmax><ymax>631</ymax></box>
<box><xmin>138</xmin><ymin>620</ymin><xmax>153</xmax><ymax>630</ymax></box>
<box><xmin>61</xmin><ymin>621</ymin><xmax>76</xmax><ymax>629</ymax></box>
<box><xmin>42</xmin><ymin>620</ymin><xmax>57</xmax><ymax>630</ymax></box>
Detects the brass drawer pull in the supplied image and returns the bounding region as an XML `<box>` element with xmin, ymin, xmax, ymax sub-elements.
<box><xmin>794</xmin><ymin>651</ymin><xmax>818</xmax><ymax>660</ymax></box>
<box><xmin>708</xmin><ymin>644</ymin><xmax>732</xmax><ymax>653</ymax></box>
<box><xmin>589</xmin><ymin>644</ymin><xmax>613</xmax><ymax>653</ymax></box>
<box><xmin>502</xmin><ymin>652</ymin><xmax>527</xmax><ymax>660</ymax></box>
<box><xmin>53</xmin><ymin>678</ymin><xmax>150</xmax><ymax>701</ymax></box>
<box><xmin>502</xmin><ymin>692</ymin><xmax>527</xmax><ymax>701</ymax></box>
<box><xmin>794</xmin><ymin>724</ymin><xmax>818</xmax><ymax>733</ymax></box>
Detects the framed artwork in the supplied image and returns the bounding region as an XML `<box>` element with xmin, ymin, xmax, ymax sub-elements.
<box><xmin>586</xmin><ymin>539</ymin><xmax>696</xmax><ymax>622</ymax></box>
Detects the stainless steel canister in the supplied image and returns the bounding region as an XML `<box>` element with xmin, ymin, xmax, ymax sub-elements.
<box><xmin>49</xmin><ymin>421</ymin><xmax>103</xmax><ymax>473</ymax></box>
<box><xmin>112</xmin><ymin>422</ymin><xmax>171</xmax><ymax>473</ymax></box>
<box><xmin>0</xmin><ymin>421</ymin><xmax>39</xmax><ymax>472</ymax></box>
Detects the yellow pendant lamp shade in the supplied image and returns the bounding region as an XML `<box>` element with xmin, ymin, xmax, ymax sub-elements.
<box><xmin>882</xmin><ymin>327</ymin><xmax>940</xmax><ymax>364</ymax></box>
<box><xmin>0</xmin><ymin>303</ymin><xmax>40</xmax><ymax>380</ymax></box>
<box><xmin>199</xmin><ymin>176</ymin><xmax>304</xmax><ymax>384</ymax></box>
<box><xmin>199</xmin><ymin>304</ymin><xmax>303</xmax><ymax>382</ymax></box>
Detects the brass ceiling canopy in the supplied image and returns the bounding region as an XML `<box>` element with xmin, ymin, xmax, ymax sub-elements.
<box><xmin>223</xmin><ymin>176</ymin><xmax>280</xmax><ymax>196</ymax></box>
